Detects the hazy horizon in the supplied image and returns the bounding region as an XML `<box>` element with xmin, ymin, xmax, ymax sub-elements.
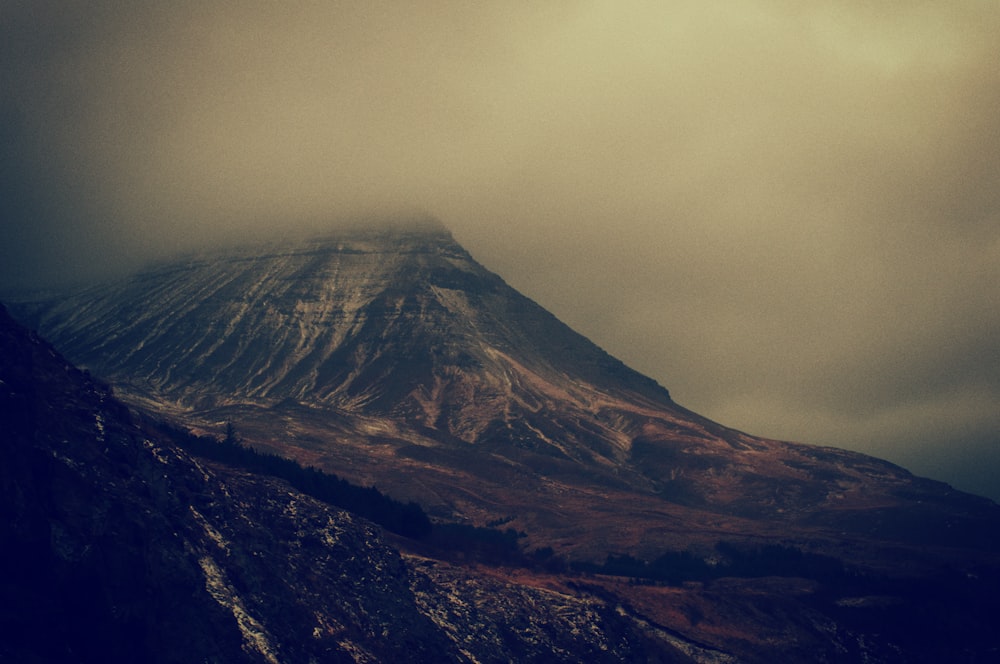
<box><xmin>3</xmin><ymin>2</ymin><xmax>998</xmax><ymax>500</ymax></box>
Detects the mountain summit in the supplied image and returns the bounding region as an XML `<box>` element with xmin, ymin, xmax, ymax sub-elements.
<box><xmin>15</xmin><ymin>222</ymin><xmax>1000</xmax><ymax>565</ymax></box>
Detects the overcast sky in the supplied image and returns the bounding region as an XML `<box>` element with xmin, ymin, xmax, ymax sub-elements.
<box><xmin>3</xmin><ymin>1</ymin><xmax>998</xmax><ymax>500</ymax></box>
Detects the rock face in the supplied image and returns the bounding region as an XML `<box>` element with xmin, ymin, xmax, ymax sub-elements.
<box><xmin>18</xmin><ymin>222</ymin><xmax>673</xmax><ymax>450</ymax></box>
<box><xmin>16</xmin><ymin>222</ymin><xmax>1000</xmax><ymax>567</ymax></box>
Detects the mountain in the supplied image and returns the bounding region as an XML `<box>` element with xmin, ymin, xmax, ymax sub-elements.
<box><xmin>16</xmin><ymin>219</ymin><xmax>674</xmax><ymax>442</ymax></box>
<box><xmin>15</xmin><ymin>221</ymin><xmax>1000</xmax><ymax>568</ymax></box>
<box><xmin>7</xmin><ymin>220</ymin><xmax>1000</xmax><ymax>661</ymax></box>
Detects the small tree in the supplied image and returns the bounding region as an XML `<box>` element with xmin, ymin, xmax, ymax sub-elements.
<box><xmin>224</xmin><ymin>421</ymin><xmax>242</xmax><ymax>447</ymax></box>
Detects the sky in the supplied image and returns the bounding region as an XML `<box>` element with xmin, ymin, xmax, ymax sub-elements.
<box><xmin>3</xmin><ymin>1</ymin><xmax>999</xmax><ymax>500</ymax></box>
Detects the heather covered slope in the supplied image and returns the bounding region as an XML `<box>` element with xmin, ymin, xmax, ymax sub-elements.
<box><xmin>12</xmin><ymin>224</ymin><xmax>1000</xmax><ymax>567</ymax></box>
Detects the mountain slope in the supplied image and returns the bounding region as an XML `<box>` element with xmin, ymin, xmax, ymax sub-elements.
<box><xmin>13</xmin><ymin>223</ymin><xmax>1000</xmax><ymax>567</ymax></box>
<box><xmin>17</xmin><ymin>223</ymin><xmax>674</xmax><ymax>455</ymax></box>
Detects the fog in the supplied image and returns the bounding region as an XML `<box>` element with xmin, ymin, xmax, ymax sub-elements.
<box><xmin>3</xmin><ymin>1</ymin><xmax>998</xmax><ymax>500</ymax></box>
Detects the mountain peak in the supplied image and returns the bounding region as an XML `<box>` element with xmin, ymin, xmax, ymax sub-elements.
<box><xmin>18</xmin><ymin>224</ymin><xmax>671</xmax><ymax>425</ymax></box>
<box><xmin>8</xmin><ymin>224</ymin><xmax>1000</xmax><ymax>662</ymax></box>
<box><xmin>13</xmin><ymin>225</ymin><xmax>1000</xmax><ymax>568</ymax></box>
<box><xmin>158</xmin><ymin>217</ymin><xmax>461</xmax><ymax>267</ymax></box>
<box><xmin>307</xmin><ymin>216</ymin><xmax>454</xmax><ymax>244</ymax></box>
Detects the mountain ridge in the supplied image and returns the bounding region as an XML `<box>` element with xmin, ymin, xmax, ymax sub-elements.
<box><xmin>15</xmin><ymin>226</ymin><xmax>669</xmax><ymax>410</ymax></box>
<box><xmin>12</xmin><ymin>222</ymin><xmax>1000</xmax><ymax>568</ymax></box>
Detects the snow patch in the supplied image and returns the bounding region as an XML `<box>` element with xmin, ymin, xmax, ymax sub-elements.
<box><xmin>190</xmin><ymin>506</ymin><xmax>230</xmax><ymax>554</ymax></box>
<box><xmin>142</xmin><ymin>439</ymin><xmax>172</xmax><ymax>465</ymax></box>
<box><xmin>93</xmin><ymin>412</ymin><xmax>106</xmax><ymax>442</ymax></box>
<box><xmin>198</xmin><ymin>555</ymin><xmax>281</xmax><ymax>664</ymax></box>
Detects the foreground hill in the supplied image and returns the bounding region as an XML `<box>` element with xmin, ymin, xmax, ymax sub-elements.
<box><xmin>1</xmin><ymin>303</ymin><xmax>686</xmax><ymax>662</ymax></box>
